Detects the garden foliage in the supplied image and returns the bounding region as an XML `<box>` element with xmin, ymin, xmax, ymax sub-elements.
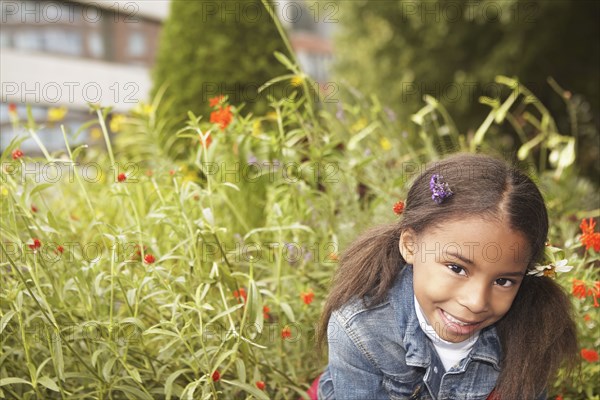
<box><xmin>1</xmin><ymin>60</ymin><xmax>599</xmax><ymax>398</ymax></box>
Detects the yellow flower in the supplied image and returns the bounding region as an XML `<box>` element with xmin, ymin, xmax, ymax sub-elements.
<box><xmin>380</xmin><ymin>137</ymin><xmax>392</xmax><ymax>151</ymax></box>
<box><xmin>1</xmin><ymin>186</ymin><xmax>8</xmax><ymax>197</ymax></box>
<box><xmin>351</xmin><ymin>117</ymin><xmax>367</xmax><ymax>133</ymax></box>
<box><xmin>133</xmin><ymin>102</ymin><xmax>152</xmax><ymax>116</ymax></box>
<box><xmin>266</xmin><ymin>111</ymin><xmax>278</xmax><ymax>121</ymax></box>
<box><xmin>252</xmin><ymin>120</ymin><xmax>262</xmax><ymax>137</ymax></box>
<box><xmin>291</xmin><ymin>75</ymin><xmax>304</xmax><ymax>87</ymax></box>
<box><xmin>90</xmin><ymin>127</ymin><xmax>102</xmax><ymax>140</ymax></box>
<box><xmin>110</xmin><ymin>114</ymin><xmax>127</xmax><ymax>133</ymax></box>
<box><xmin>47</xmin><ymin>106</ymin><xmax>68</xmax><ymax>122</ymax></box>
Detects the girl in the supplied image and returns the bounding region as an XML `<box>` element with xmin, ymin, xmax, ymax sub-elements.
<box><xmin>316</xmin><ymin>153</ymin><xmax>578</xmax><ymax>400</ymax></box>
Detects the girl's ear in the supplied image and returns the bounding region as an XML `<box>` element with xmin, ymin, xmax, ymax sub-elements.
<box><xmin>399</xmin><ymin>229</ymin><xmax>416</xmax><ymax>264</ymax></box>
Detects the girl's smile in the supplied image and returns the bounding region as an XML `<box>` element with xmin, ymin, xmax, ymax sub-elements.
<box><xmin>401</xmin><ymin>216</ymin><xmax>530</xmax><ymax>343</ymax></box>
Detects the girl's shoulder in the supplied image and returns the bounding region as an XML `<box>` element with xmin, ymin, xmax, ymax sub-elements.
<box><xmin>333</xmin><ymin>266</ymin><xmax>411</xmax><ymax>327</ymax></box>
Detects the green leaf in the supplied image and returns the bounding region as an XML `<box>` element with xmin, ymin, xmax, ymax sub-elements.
<box><xmin>38</xmin><ymin>376</ymin><xmax>59</xmax><ymax>392</ymax></box>
<box><xmin>114</xmin><ymin>384</ymin><xmax>154</xmax><ymax>400</ymax></box>
<box><xmin>0</xmin><ymin>377</ymin><xmax>33</xmax><ymax>387</ymax></box>
<box><xmin>280</xmin><ymin>302</ymin><xmax>295</xmax><ymax>322</ymax></box>
<box><xmin>165</xmin><ymin>368</ymin><xmax>192</xmax><ymax>400</ymax></box>
<box><xmin>273</xmin><ymin>51</ymin><xmax>297</xmax><ymax>72</ymax></box>
<box><xmin>102</xmin><ymin>357</ymin><xmax>117</xmax><ymax>382</ymax></box>
<box><xmin>222</xmin><ymin>379</ymin><xmax>269</xmax><ymax>400</ymax></box>
<box><xmin>207</xmin><ymin>304</ymin><xmax>244</xmax><ymax>324</ymax></box>
<box><xmin>143</xmin><ymin>328</ymin><xmax>180</xmax><ymax>338</ymax></box>
<box><xmin>30</xmin><ymin>183</ymin><xmax>55</xmax><ymax>198</ymax></box>
<box><xmin>0</xmin><ymin>311</ymin><xmax>16</xmax><ymax>334</ymax></box>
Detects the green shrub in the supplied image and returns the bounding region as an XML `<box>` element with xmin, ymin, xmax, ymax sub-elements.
<box><xmin>152</xmin><ymin>0</ymin><xmax>292</xmax><ymax>127</ymax></box>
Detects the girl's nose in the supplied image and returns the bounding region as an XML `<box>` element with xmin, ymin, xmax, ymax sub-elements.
<box><xmin>458</xmin><ymin>282</ymin><xmax>490</xmax><ymax>314</ymax></box>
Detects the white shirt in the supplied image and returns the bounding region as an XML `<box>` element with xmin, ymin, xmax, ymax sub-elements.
<box><xmin>414</xmin><ymin>295</ymin><xmax>479</xmax><ymax>372</ymax></box>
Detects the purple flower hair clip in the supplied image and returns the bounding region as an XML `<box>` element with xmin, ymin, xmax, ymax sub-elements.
<box><xmin>429</xmin><ymin>174</ymin><xmax>453</xmax><ymax>204</ymax></box>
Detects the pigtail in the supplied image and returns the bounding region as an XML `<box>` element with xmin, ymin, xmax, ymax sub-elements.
<box><xmin>316</xmin><ymin>224</ymin><xmax>404</xmax><ymax>352</ymax></box>
<box><xmin>495</xmin><ymin>275</ymin><xmax>579</xmax><ymax>399</ymax></box>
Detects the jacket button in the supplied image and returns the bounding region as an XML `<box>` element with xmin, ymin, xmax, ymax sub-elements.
<box><xmin>433</xmin><ymin>366</ymin><xmax>438</xmax><ymax>374</ymax></box>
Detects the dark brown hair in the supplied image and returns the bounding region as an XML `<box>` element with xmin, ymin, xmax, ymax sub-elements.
<box><xmin>317</xmin><ymin>153</ymin><xmax>578</xmax><ymax>399</ymax></box>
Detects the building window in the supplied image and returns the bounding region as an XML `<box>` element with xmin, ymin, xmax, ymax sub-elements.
<box><xmin>127</xmin><ymin>31</ymin><xmax>146</xmax><ymax>57</ymax></box>
<box><xmin>44</xmin><ymin>29</ymin><xmax>83</xmax><ymax>56</ymax></box>
<box><xmin>88</xmin><ymin>31</ymin><xmax>104</xmax><ymax>58</ymax></box>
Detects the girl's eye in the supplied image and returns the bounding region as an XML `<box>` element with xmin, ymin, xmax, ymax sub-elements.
<box><xmin>446</xmin><ymin>264</ymin><xmax>467</xmax><ymax>276</ymax></box>
<box><xmin>495</xmin><ymin>278</ymin><xmax>515</xmax><ymax>288</ymax></box>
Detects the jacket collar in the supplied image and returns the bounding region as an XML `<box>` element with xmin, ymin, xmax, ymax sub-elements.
<box><xmin>390</xmin><ymin>264</ymin><xmax>502</xmax><ymax>371</ymax></box>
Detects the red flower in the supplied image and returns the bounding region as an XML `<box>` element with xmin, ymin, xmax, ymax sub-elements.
<box><xmin>210</xmin><ymin>105</ymin><xmax>233</xmax><ymax>130</ymax></box>
<box><xmin>211</xmin><ymin>370</ymin><xmax>220</xmax><ymax>381</ymax></box>
<box><xmin>580</xmin><ymin>218</ymin><xmax>600</xmax><ymax>252</ymax></box>
<box><xmin>28</xmin><ymin>238</ymin><xmax>41</xmax><ymax>250</ymax></box>
<box><xmin>263</xmin><ymin>305</ymin><xmax>270</xmax><ymax>320</ymax></box>
<box><xmin>581</xmin><ymin>348</ymin><xmax>599</xmax><ymax>363</ymax></box>
<box><xmin>169</xmin><ymin>169</ymin><xmax>176</xmax><ymax>176</ymax></box>
<box><xmin>55</xmin><ymin>245</ymin><xmax>64</xmax><ymax>254</ymax></box>
<box><xmin>301</xmin><ymin>289</ymin><xmax>315</xmax><ymax>305</ymax></box>
<box><xmin>146</xmin><ymin>169</ymin><xmax>153</xmax><ymax>177</ymax></box>
<box><xmin>555</xmin><ymin>396</ymin><xmax>564</xmax><ymax>400</ymax></box>
<box><xmin>281</xmin><ymin>325</ymin><xmax>292</xmax><ymax>340</ymax></box>
<box><xmin>393</xmin><ymin>201</ymin><xmax>405</xmax><ymax>215</ymax></box>
<box><xmin>573</xmin><ymin>279</ymin><xmax>600</xmax><ymax>307</ymax></box>
<box><xmin>12</xmin><ymin>149</ymin><xmax>24</xmax><ymax>160</ymax></box>
<box><xmin>209</xmin><ymin>95</ymin><xmax>224</xmax><ymax>108</ymax></box>
<box><xmin>255</xmin><ymin>380</ymin><xmax>266</xmax><ymax>390</ymax></box>
<box><xmin>8</xmin><ymin>103</ymin><xmax>17</xmax><ymax>114</ymax></box>
<box><xmin>233</xmin><ymin>288</ymin><xmax>247</xmax><ymax>303</ymax></box>
<box><xmin>584</xmin><ymin>314</ymin><xmax>591</xmax><ymax>322</ymax></box>
<box><xmin>31</xmin><ymin>204</ymin><xmax>37</xmax><ymax>213</ymax></box>
<box><xmin>144</xmin><ymin>254</ymin><xmax>156</xmax><ymax>264</ymax></box>
<box><xmin>573</xmin><ymin>279</ymin><xmax>587</xmax><ymax>299</ymax></box>
<box><xmin>117</xmin><ymin>173</ymin><xmax>127</xmax><ymax>182</ymax></box>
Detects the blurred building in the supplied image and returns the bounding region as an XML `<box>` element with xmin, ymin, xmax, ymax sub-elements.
<box><xmin>0</xmin><ymin>0</ymin><xmax>333</xmax><ymax>152</ymax></box>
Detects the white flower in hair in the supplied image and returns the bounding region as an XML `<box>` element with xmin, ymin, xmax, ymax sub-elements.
<box><xmin>527</xmin><ymin>259</ymin><xmax>573</xmax><ymax>278</ymax></box>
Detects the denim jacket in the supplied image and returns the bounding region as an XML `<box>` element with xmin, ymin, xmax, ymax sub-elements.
<box><xmin>318</xmin><ymin>264</ymin><xmax>546</xmax><ymax>400</ymax></box>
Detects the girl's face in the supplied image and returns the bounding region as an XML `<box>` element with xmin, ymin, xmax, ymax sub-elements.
<box><xmin>400</xmin><ymin>216</ymin><xmax>530</xmax><ymax>343</ymax></box>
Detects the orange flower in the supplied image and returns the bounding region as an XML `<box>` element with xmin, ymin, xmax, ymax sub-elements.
<box><xmin>281</xmin><ymin>325</ymin><xmax>292</xmax><ymax>340</ymax></box>
<box><xmin>55</xmin><ymin>245</ymin><xmax>64</xmax><ymax>254</ymax></box>
<box><xmin>573</xmin><ymin>279</ymin><xmax>600</xmax><ymax>307</ymax></box>
<box><xmin>263</xmin><ymin>305</ymin><xmax>270</xmax><ymax>320</ymax></box>
<box><xmin>555</xmin><ymin>395</ymin><xmax>564</xmax><ymax>400</ymax></box>
<box><xmin>28</xmin><ymin>238</ymin><xmax>41</xmax><ymax>250</ymax></box>
<box><xmin>117</xmin><ymin>173</ymin><xmax>127</xmax><ymax>182</ymax></box>
<box><xmin>328</xmin><ymin>252</ymin><xmax>338</xmax><ymax>262</ymax></box>
<box><xmin>144</xmin><ymin>254</ymin><xmax>156</xmax><ymax>264</ymax></box>
<box><xmin>581</xmin><ymin>348</ymin><xmax>599</xmax><ymax>363</ymax></box>
<box><xmin>210</xmin><ymin>105</ymin><xmax>233</xmax><ymax>130</ymax></box>
<box><xmin>393</xmin><ymin>201</ymin><xmax>405</xmax><ymax>215</ymax></box>
<box><xmin>209</xmin><ymin>95</ymin><xmax>224</xmax><ymax>108</ymax></box>
<box><xmin>580</xmin><ymin>218</ymin><xmax>600</xmax><ymax>252</ymax></box>
<box><xmin>301</xmin><ymin>289</ymin><xmax>315</xmax><ymax>305</ymax></box>
<box><xmin>255</xmin><ymin>380</ymin><xmax>266</xmax><ymax>390</ymax></box>
<box><xmin>8</xmin><ymin>103</ymin><xmax>17</xmax><ymax>115</ymax></box>
<box><xmin>584</xmin><ymin>314</ymin><xmax>591</xmax><ymax>322</ymax></box>
<box><xmin>233</xmin><ymin>288</ymin><xmax>247</xmax><ymax>303</ymax></box>
<box><xmin>573</xmin><ymin>279</ymin><xmax>587</xmax><ymax>299</ymax></box>
<box><xmin>12</xmin><ymin>149</ymin><xmax>24</xmax><ymax>160</ymax></box>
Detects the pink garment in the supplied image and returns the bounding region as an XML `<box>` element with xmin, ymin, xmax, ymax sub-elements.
<box><xmin>305</xmin><ymin>374</ymin><xmax>321</xmax><ymax>400</ymax></box>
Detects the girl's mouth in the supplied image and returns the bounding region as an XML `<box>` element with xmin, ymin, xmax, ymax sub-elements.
<box><xmin>438</xmin><ymin>309</ymin><xmax>483</xmax><ymax>337</ymax></box>
<box><xmin>441</xmin><ymin>310</ymin><xmax>479</xmax><ymax>326</ymax></box>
